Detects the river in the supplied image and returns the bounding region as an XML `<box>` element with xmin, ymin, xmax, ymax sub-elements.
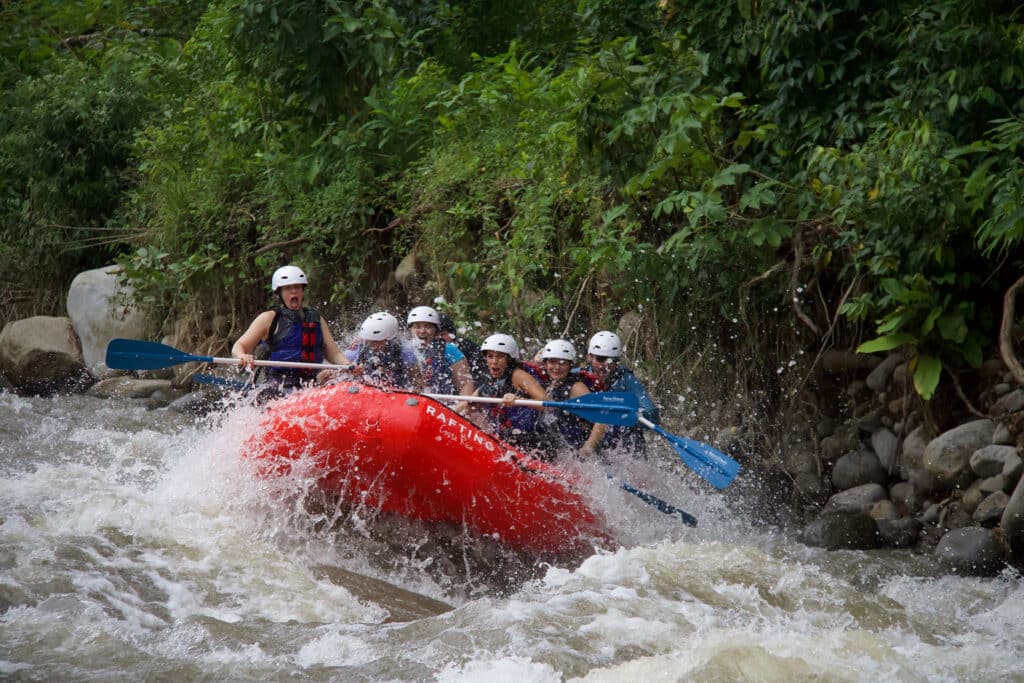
<box><xmin>1</xmin><ymin>390</ymin><xmax>1022</xmax><ymax>682</ymax></box>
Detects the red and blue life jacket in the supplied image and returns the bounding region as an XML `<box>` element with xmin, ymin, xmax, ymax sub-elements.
<box><xmin>265</xmin><ymin>307</ymin><xmax>323</xmax><ymax>386</ymax></box>
<box><xmin>419</xmin><ymin>339</ymin><xmax>455</xmax><ymax>394</ymax></box>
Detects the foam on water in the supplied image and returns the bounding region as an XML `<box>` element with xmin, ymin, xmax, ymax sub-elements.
<box><xmin>1</xmin><ymin>391</ymin><xmax>1023</xmax><ymax>681</ymax></box>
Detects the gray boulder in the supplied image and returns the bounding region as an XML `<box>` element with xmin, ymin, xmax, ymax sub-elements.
<box><xmin>969</xmin><ymin>445</ymin><xmax>1021</xmax><ymax>478</ymax></box>
<box><xmin>169</xmin><ymin>390</ymin><xmax>224</xmax><ymax>416</ymax></box>
<box><xmin>901</xmin><ymin>425</ymin><xmax>939</xmax><ymax>496</ymax></box>
<box><xmin>801</xmin><ymin>512</ymin><xmax>882</xmax><ymax>550</ymax></box>
<box><xmin>870</xmin><ymin>499</ymin><xmax>900</xmax><ymax>521</ymax></box>
<box><xmin>66</xmin><ymin>265</ymin><xmax>150</xmax><ymax>376</ymax></box>
<box><xmin>393</xmin><ymin>251</ymin><xmax>423</xmax><ymax>290</ymax></box>
<box><xmin>992</xmin><ymin>423</ymin><xmax>1015</xmax><ymax>445</ymax></box>
<box><xmin>991</xmin><ymin>389</ymin><xmax>1024</xmax><ymax>416</ymax></box>
<box><xmin>831</xmin><ymin>450</ymin><xmax>888</xmax><ymax>490</ymax></box>
<box><xmin>1005</xmin><ymin>453</ymin><xmax>1024</xmax><ymax>489</ymax></box>
<box><xmin>961</xmin><ymin>479</ymin><xmax>987</xmax><ymax>514</ymax></box>
<box><xmin>0</xmin><ymin>316</ymin><xmax>87</xmax><ymax>393</ymax></box>
<box><xmin>870</xmin><ymin>427</ymin><xmax>899</xmax><ymax>473</ymax></box>
<box><xmin>877</xmin><ymin>517</ymin><xmax>923</xmax><ymax>548</ymax></box>
<box><xmin>792</xmin><ymin>471</ymin><xmax>832</xmax><ymax>506</ymax></box>
<box><xmin>86</xmin><ymin>377</ymin><xmax>174</xmax><ymax>399</ymax></box>
<box><xmin>922</xmin><ymin>420</ymin><xmax>995</xmax><ymax>489</ymax></box>
<box><xmin>823</xmin><ymin>483</ymin><xmax>888</xmax><ymax>515</ymax></box>
<box><xmin>819</xmin><ymin>428</ymin><xmax>858</xmax><ymax>464</ymax></box>
<box><xmin>1001</xmin><ymin>476</ymin><xmax>1024</xmax><ymax>565</ymax></box>
<box><xmin>889</xmin><ymin>481</ymin><xmax>918</xmax><ymax>515</ymax></box>
<box><xmin>866</xmin><ymin>352</ymin><xmax>903</xmax><ymax>393</ymax></box>
<box><xmin>973</xmin><ymin>491</ymin><xmax>1009</xmax><ymax>527</ymax></box>
<box><xmin>934</xmin><ymin>527</ymin><xmax>1005</xmax><ymax>576</ymax></box>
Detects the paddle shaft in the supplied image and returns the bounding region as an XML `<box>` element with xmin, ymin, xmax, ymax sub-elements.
<box><xmin>210</xmin><ymin>357</ymin><xmax>355</xmax><ymax>371</ymax></box>
<box><xmin>106</xmin><ymin>339</ymin><xmax>355</xmax><ymax>372</ymax></box>
<box><xmin>618</xmin><ymin>480</ymin><xmax>697</xmax><ymax>527</ymax></box>
<box><xmin>424</xmin><ymin>393</ymin><xmax>634</xmax><ymax>414</ymax></box>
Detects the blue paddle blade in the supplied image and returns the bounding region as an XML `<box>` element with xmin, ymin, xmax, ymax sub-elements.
<box><xmin>556</xmin><ymin>391</ymin><xmax>639</xmax><ymax>426</ymax></box>
<box><xmin>648</xmin><ymin>422</ymin><xmax>740</xmax><ymax>490</ymax></box>
<box><xmin>106</xmin><ymin>338</ymin><xmax>212</xmax><ymax>370</ymax></box>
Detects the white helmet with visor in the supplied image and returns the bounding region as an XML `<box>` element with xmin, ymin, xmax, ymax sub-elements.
<box><xmin>271</xmin><ymin>265</ymin><xmax>308</xmax><ymax>292</ymax></box>
<box><xmin>587</xmin><ymin>331</ymin><xmax>622</xmax><ymax>358</ymax></box>
<box><xmin>359</xmin><ymin>312</ymin><xmax>400</xmax><ymax>341</ymax></box>
<box><xmin>407</xmin><ymin>306</ymin><xmax>441</xmax><ymax>327</ymax></box>
<box><xmin>541</xmin><ymin>339</ymin><xmax>576</xmax><ymax>362</ymax></box>
<box><xmin>481</xmin><ymin>333</ymin><xmax>519</xmax><ymax>359</ymax></box>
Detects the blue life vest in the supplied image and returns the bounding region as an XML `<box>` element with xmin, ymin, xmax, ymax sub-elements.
<box><xmin>594</xmin><ymin>365</ymin><xmax>658</xmax><ymax>456</ymax></box>
<box><xmin>265</xmin><ymin>307</ymin><xmax>323</xmax><ymax>386</ymax></box>
<box><xmin>356</xmin><ymin>340</ymin><xmax>410</xmax><ymax>390</ymax></box>
<box><xmin>543</xmin><ymin>377</ymin><xmax>590</xmax><ymax>449</ymax></box>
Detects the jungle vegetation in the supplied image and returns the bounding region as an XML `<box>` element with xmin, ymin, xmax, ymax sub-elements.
<box><xmin>2</xmin><ymin>0</ymin><xmax>1023</xmax><ymax>431</ymax></box>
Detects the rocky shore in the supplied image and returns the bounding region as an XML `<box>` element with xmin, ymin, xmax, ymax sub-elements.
<box><xmin>2</xmin><ymin>265</ymin><xmax>1023</xmax><ymax>577</ymax></box>
<box><xmin>778</xmin><ymin>348</ymin><xmax>1024</xmax><ymax>576</ymax></box>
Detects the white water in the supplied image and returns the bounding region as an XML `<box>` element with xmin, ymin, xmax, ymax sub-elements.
<box><xmin>1</xmin><ymin>391</ymin><xmax>1022</xmax><ymax>682</ymax></box>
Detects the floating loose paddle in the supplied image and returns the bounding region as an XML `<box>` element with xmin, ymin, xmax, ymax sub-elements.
<box><xmin>105</xmin><ymin>338</ymin><xmax>354</xmax><ymax>372</ymax></box>
<box><xmin>615</xmin><ymin>478</ymin><xmax>697</xmax><ymax>526</ymax></box>
<box><xmin>424</xmin><ymin>392</ymin><xmax>639</xmax><ymax>427</ymax></box>
<box><xmin>639</xmin><ymin>416</ymin><xmax>739</xmax><ymax>490</ymax></box>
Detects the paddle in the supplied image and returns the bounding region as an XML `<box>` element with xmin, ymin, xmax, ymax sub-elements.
<box><xmin>615</xmin><ymin>478</ymin><xmax>697</xmax><ymax>526</ymax></box>
<box><xmin>105</xmin><ymin>338</ymin><xmax>355</xmax><ymax>372</ymax></box>
<box><xmin>423</xmin><ymin>391</ymin><xmax>639</xmax><ymax>427</ymax></box>
<box><xmin>638</xmin><ymin>416</ymin><xmax>739</xmax><ymax>490</ymax></box>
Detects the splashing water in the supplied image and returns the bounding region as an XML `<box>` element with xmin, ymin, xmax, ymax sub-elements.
<box><xmin>0</xmin><ymin>391</ymin><xmax>1021</xmax><ymax>681</ymax></box>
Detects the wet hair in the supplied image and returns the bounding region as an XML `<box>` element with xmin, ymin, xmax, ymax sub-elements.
<box><xmin>438</xmin><ymin>313</ymin><xmax>456</xmax><ymax>335</ymax></box>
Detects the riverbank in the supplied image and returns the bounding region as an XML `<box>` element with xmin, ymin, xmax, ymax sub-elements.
<box><xmin>1</xmin><ymin>265</ymin><xmax>1023</xmax><ymax>577</ymax></box>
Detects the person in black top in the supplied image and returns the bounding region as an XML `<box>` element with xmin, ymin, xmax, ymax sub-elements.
<box><xmin>437</xmin><ymin>313</ymin><xmax>489</xmax><ymax>388</ymax></box>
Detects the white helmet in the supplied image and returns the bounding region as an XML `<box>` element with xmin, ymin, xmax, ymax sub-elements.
<box><xmin>407</xmin><ymin>305</ymin><xmax>440</xmax><ymax>327</ymax></box>
<box><xmin>481</xmin><ymin>333</ymin><xmax>519</xmax><ymax>359</ymax></box>
<box><xmin>588</xmin><ymin>331</ymin><xmax>622</xmax><ymax>357</ymax></box>
<box><xmin>359</xmin><ymin>312</ymin><xmax>399</xmax><ymax>341</ymax></box>
<box><xmin>541</xmin><ymin>339</ymin><xmax>576</xmax><ymax>361</ymax></box>
<box><xmin>271</xmin><ymin>265</ymin><xmax>308</xmax><ymax>292</ymax></box>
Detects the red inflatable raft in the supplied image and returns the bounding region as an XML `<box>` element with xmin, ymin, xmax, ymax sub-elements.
<box><xmin>245</xmin><ymin>382</ymin><xmax>610</xmax><ymax>555</ymax></box>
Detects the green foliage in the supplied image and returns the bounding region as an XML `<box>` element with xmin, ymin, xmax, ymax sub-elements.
<box><xmin>5</xmin><ymin>0</ymin><xmax>1024</xmax><ymax>410</ymax></box>
<box><xmin>0</xmin><ymin>56</ymin><xmax>157</xmax><ymax>297</ymax></box>
<box><xmin>227</xmin><ymin>0</ymin><xmax>411</xmax><ymax>121</ymax></box>
<box><xmin>0</xmin><ymin>0</ymin><xmax>206</xmax><ymax>318</ymax></box>
<box><xmin>963</xmin><ymin>115</ymin><xmax>1024</xmax><ymax>255</ymax></box>
<box><xmin>819</xmin><ymin>117</ymin><xmax>993</xmax><ymax>388</ymax></box>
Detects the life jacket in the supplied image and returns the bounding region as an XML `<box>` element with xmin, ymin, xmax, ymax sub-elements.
<box><xmin>419</xmin><ymin>339</ymin><xmax>455</xmax><ymax>394</ymax></box>
<box><xmin>264</xmin><ymin>307</ymin><xmax>323</xmax><ymax>386</ymax></box>
<box><xmin>594</xmin><ymin>364</ymin><xmax>652</xmax><ymax>457</ymax></box>
<box><xmin>357</xmin><ymin>340</ymin><xmax>409</xmax><ymax>390</ymax></box>
<box><xmin>477</xmin><ymin>361</ymin><xmax>543</xmax><ymax>438</ymax></box>
<box><xmin>571</xmin><ymin>368</ymin><xmax>603</xmax><ymax>392</ymax></box>
<box><xmin>520</xmin><ymin>361</ymin><xmax>548</xmax><ymax>384</ymax></box>
<box><xmin>542</xmin><ymin>376</ymin><xmax>589</xmax><ymax>449</ymax></box>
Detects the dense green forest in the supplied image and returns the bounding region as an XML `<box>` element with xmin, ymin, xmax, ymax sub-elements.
<box><xmin>2</xmin><ymin>0</ymin><xmax>1023</xmax><ymax>422</ymax></box>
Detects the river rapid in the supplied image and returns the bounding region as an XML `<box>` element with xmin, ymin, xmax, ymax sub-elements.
<box><xmin>1</xmin><ymin>390</ymin><xmax>1022</xmax><ymax>682</ymax></box>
